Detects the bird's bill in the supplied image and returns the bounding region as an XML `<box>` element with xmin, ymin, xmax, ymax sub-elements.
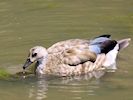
<box><xmin>23</xmin><ymin>59</ymin><xmax>33</xmax><ymax>69</ymax></box>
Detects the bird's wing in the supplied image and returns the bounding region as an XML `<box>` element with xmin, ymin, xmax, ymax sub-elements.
<box><xmin>63</xmin><ymin>47</ymin><xmax>97</xmax><ymax>66</ymax></box>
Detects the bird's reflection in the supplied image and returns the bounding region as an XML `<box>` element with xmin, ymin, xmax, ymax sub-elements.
<box><xmin>36</xmin><ymin>77</ymin><xmax>48</xmax><ymax>100</ymax></box>
<box><xmin>28</xmin><ymin>76</ymin><xmax>48</xmax><ymax>100</ymax></box>
<box><xmin>27</xmin><ymin>70</ymin><xmax>108</xmax><ymax>100</ymax></box>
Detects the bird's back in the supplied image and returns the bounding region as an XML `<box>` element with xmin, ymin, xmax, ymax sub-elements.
<box><xmin>47</xmin><ymin>39</ymin><xmax>89</xmax><ymax>54</ymax></box>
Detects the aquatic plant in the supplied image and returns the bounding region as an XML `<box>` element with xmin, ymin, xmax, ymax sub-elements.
<box><xmin>0</xmin><ymin>68</ymin><xmax>11</xmax><ymax>79</ymax></box>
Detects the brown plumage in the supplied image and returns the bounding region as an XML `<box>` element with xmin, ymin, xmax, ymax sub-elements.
<box><xmin>44</xmin><ymin>48</ymin><xmax>100</xmax><ymax>76</ymax></box>
<box><xmin>23</xmin><ymin>36</ymin><xmax>131</xmax><ymax>77</ymax></box>
<box><xmin>47</xmin><ymin>39</ymin><xmax>89</xmax><ymax>54</ymax></box>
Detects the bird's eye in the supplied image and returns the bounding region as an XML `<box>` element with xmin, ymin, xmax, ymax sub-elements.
<box><xmin>32</xmin><ymin>53</ymin><xmax>37</xmax><ymax>57</ymax></box>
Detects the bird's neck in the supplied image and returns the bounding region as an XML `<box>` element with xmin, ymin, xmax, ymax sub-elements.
<box><xmin>36</xmin><ymin>56</ymin><xmax>48</xmax><ymax>74</ymax></box>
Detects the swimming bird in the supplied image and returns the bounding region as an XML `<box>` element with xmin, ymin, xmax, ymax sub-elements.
<box><xmin>23</xmin><ymin>35</ymin><xmax>131</xmax><ymax>76</ymax></box>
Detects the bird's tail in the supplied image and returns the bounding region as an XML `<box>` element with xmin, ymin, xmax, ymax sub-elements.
<box><xmin>117</xmin><ymin>38</ymin><xmax>131</xmax><ymax>51</ymax></box>
<box><xmin>102</xmin><ymin>38</ymin><xmax>131</xmax><ymax>70</ymax></box>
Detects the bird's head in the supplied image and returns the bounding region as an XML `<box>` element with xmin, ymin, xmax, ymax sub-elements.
<box><xmin>23</xmin><ymin>46</ymin><xmax>48</xmax><ymax>70</ymax></box>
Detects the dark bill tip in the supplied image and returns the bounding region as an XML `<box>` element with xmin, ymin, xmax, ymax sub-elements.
<box><xmin>23</xmin><ymin>59</ymin><xmax>33</xmax><ymax>69</ymax></box>
<box><xmin>23</xmin><ymin>66</ymin><xmax>26</xmax><ymax>70</ymax></box>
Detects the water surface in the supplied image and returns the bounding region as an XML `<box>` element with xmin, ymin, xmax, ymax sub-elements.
<box><xmin>0</xmin><ymin>0</ymin><xmax>133</xmax><ymax>100</ymax></box>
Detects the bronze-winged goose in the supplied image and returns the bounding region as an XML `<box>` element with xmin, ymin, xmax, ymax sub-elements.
<box><xmin>23</xmin><ymin>35</ymin><xmax>131</xmax><ymax>76</ymax></box>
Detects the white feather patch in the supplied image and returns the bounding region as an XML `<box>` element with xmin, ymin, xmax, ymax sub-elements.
<box><xmin>103</xmin><ymin>44</ymin><xmax>119</xmax><ymax>70</ymax></box>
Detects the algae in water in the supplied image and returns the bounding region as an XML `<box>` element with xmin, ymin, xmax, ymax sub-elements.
<box><xmin>0</xmin><ymin>68</ymin><xmax>11</xmax><ymax>79</ymax></box>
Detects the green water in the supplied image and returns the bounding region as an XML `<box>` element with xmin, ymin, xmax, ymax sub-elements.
<box><xmin>0</xmin><ymin>0</ymin><xmax>133</xmax><ymax>100</ymax></box>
